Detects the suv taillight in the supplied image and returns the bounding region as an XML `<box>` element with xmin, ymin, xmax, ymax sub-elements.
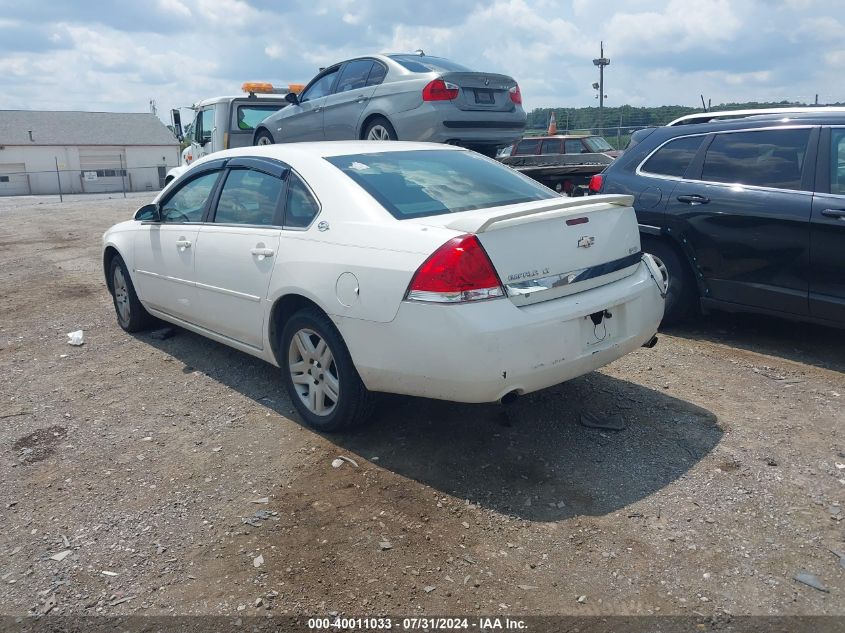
<box><xmin>588</xmin><ymin>174</ymin><xmax>604</xmax><ymax>193</ymax></box>
<box><xmin>422</xmin><ymin>79</ymin><xmax>460</xmax><ymax>101</ymax></box>
<box><xmin>509</xmin><ymin>84</ymin><xmax>522</xmax><ymax>105</ymax></box>
<box><xmin>406</xmin><ymin>235</ymin><xmax>504</xmax><ymax>303</ymax></box>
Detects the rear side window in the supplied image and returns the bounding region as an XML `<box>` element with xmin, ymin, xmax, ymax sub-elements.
<box><xmin>540</xmin><ymin>139</ymin><xmax>562</xmax><ymax>154</ymax></box>
<box><xmin>214</xmin><ymin>169</ymin><xmax>282</xmax><ymax>226</ymax></box>
<box><xmin>514</xmin><ymin>139</ymin><xmax>540</xmax><ymax>155</ymax></box>
<box><xmin>701</xmin><ymin>128</ymin><xmax>811</xmax><ymax>190</ymax></box>
<box><xmin>285</xmin><ymin>174</ymin><xmax>320</xmax><ymax>228</ymax></box>
<box><xmin>642</xmin><ymin>135</ymin><xmax>705</xmax><ymax>178</ymax></box>
<box><xmin>366</xmin><ymin>62</ymin><xmax>387</xmax><ymax>86</ymax></box>
<box><xmin>335</xmin><ymin>59</ymin><xmax>374</xmax><ymax>93</ymax></box>
<box><xmin>831</xmin><ymin>129</ymin><xmax>845</xmax><ymax>195</ymax></box>
<box><xmin>326</xmin><ymin>149</ymin><xmax>557</xmax><ymax>219</ymax></box>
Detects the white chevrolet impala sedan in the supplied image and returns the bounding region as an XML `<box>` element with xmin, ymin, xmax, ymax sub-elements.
<box><xmin>103</xmin><ymin>142</ymin><xmax>665</xmax><ymax>431</ymax></box>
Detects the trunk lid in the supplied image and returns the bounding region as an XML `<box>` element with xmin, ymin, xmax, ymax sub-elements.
<box><xmin>440</xmin><ymin>72</ymin><xmax>518</xmax><ymax>112</ymax></box>
<box><xmin>414</xmin><ymin>195</ymin><xmax>642</xmax><ymax>306</ymax></box>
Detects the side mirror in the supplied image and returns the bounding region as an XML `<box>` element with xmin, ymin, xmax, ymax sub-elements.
<box><xmin>134</xmin><ymin>203</ymin><xmax>160</xmax><ymax>222</ymax></box>
<box><xmin>284</xmin><ymin>92</ymin><xmax>299</xmax><ymax>105</ymax></box>
<box><xmin>171</xmin><ymin>109</ymin><xmax>184</xmax><ymax>142</ymax></box>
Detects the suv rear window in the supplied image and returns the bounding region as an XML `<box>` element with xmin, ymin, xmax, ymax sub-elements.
<box><xmin>326</xmin><ymin>150</ymin><xmax>557</xmax><ymax>219</ymax></box>
<box><xmin>642</xmin><ymin>135</ymin><xmax>705</xmax><ymax>178</ymax></box>
<box><xmin>514</xmin><ymin>139</ymin><xmax>540</xmax><ymax>155</ymax></box>
<box><xmin>388</xmin><ymin>55</ymin><xmax>472</xmax><ymax>73</ymax></box>
<box><xmin>701</xmin><ymin>128</ymin><xmax>810</xmax><ymax>191</ymax></box>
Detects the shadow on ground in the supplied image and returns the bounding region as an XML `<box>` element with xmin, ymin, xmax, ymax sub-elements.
<box><xmin>669</xmin><ymin>311</ymin><xmax>845</xmax><ymax>373</ymax></box>
<box><xmin>142</xmin><ymin>327</ymin><xmax>721</xmax><ymax>522</ymax></box>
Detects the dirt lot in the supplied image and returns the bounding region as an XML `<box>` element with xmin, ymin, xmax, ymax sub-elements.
<box><xmin>0</xmin><ymin>193</ymin><xmax>843</xmax><ymax>620</ymax></box>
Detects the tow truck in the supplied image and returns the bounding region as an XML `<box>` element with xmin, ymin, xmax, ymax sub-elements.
<box><xmin>165</xmin><ymin>82</ymin><xmax>302</xmax><ymax>185</ymax></box>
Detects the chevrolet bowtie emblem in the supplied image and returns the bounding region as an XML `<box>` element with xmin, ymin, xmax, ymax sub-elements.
<box><xmin>578</xmin><ymin>236</ymin><xmax>595</xmax><ymax>249</ymax></box>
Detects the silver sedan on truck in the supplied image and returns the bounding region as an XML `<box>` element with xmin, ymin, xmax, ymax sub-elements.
<box><xmin>253</xmin><ymin>53</ymin><xmax>526</xmax><ymax>157</ymax></box>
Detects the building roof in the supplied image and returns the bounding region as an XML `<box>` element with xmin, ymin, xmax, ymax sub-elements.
<box><xmin>0</xmin><ymin>110</ymin><xmax>178</xmax><ymax>146</ymax></box>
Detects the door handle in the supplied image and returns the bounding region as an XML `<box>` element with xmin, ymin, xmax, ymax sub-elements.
<box><xmin>313</xmin><ymin>107</ymin><xmax>322</xmax><ymax>113</ymax></box>
<box><xmin>175</xmin><ymin>239</ymin><xmax>191</xmax><ymax>249</ymax></box>
<box><xmin>676</xmin><ymin>194</ymin><xmax>710</xmax><ymax>205</ymax></box>
<box><xmin>356</xmin><ymin>95</ymin><xmax>368</xmax><ymax>103</ymax></box>
<box><xmin>251</xmin><ymin>247</ymin><xmax>275</xmax><ymax>258</ymax></box>
<box><xmin>821</xmin><ymin>208</ymin><xmax>845</xmax><ymax>219</ymax></box>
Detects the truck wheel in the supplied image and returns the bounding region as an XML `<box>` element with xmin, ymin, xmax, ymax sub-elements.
<box><xmin>254</xmin><ymin>130</ymin><xmax>275</xmax><ymax>146</ymax></box>
<box><xmin>642</xmin><ymin>239</ymin><xmax>697</xmax><ymax>326</ymax></box>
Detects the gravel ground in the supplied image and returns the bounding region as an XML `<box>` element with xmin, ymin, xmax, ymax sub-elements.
<box><xmin>0</xmin><ymin>193</ymin><xmax>843</xmax><ymax>619</ymax></box>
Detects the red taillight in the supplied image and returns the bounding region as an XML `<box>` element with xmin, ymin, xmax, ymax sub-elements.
<box><xmin>588</xmin><ymin>174</ymin><xmax>604</xmax><ymax>193</ymax></box>
<box><xmin>406</xmin><ymin>235</ymin><xmax>504</xmax><ymax>303</ymax></box>
<box><xmin>422</xmin><ymin>79</ymin><xmax>459</xmax><ymax>101</ymax></box>
<box><xmin>509</xmin><ymin>84</ymin><xmax>522</xmax><ymax>105</ymax></box>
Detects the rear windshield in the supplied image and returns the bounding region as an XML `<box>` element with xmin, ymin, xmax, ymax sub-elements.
<box><xmin>326</xmin><ymin>150</ymin><xmax>558</xmax><ymax>219</ymax></box>
<box><xmin>388</xmin><ymin>55</ymin><xmax>472</xmax><ymax>73</ymax></box>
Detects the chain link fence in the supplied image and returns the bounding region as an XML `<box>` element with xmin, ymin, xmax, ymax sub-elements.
<box><xmin>0</xmin><ymin>165</ymin><xmax>170</xmax><ymax>199</ymax></box>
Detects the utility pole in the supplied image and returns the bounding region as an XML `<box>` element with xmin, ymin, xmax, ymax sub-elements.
<box><xmin>593</xmin><ymin>42</ymin><xmax>610</xmax><ymax>134</ymax></box>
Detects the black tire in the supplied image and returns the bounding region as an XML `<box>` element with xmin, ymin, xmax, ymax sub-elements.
<box><xmin>254</xmin><ymin>129</ymin><xmax>275</xmax><ymax>146</ymax></box>
<box><xmin>642</xmin><ymin>238</ymin><xmax>697</xmax><ymax>326</ymax></box>
<box><xmin>109</xmin><ymin>256</ymin><xmax>154</xmax><ymax>333</ymax></box>
<box><xmin>363</xmin><ymin>117</ymin><xmax>397</xmax><ymax>141</ymax></box>
<box><xmin>280</xmin><ymin>307</ymin><xmax>375</xmax><ymax>432</ymax></box>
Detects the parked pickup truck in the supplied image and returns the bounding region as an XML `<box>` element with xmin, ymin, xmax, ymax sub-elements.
<box><xmin>498</xmin><ymin>134</ymin><xmax>619</xmax><ymax>196</ymax></box>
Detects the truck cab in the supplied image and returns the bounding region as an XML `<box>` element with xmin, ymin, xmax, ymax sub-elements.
<box><xmin>165</xmin><ymin>86</ymin><xmax>292</xmax><ymax>185</ymax></box>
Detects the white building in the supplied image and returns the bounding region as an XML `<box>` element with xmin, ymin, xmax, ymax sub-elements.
<box><xmin>0</xmin><ymin>110</ymin><xmax>180</xmax><ymax>196</ymax></box>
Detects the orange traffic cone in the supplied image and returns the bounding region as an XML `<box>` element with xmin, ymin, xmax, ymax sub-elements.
<box><xmin>548</xmin><ymin>112</ymin><xmax>557</xmax><ymax>135</ymax></box>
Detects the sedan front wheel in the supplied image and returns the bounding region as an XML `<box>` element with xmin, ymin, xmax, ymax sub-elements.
<box><xmin>280</xmin><ymin>308</ymin><xmax>374</xmax><ymax>431</ymax></box>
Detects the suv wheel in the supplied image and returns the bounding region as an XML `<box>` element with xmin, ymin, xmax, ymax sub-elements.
<box><xmin>642</xmin><ymin>239</ymin><xmax>697</xmax><ymax>326</ymax></box>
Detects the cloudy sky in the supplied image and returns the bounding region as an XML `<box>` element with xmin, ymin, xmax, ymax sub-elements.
<box><xmin>0</xmin><ymin>0</ymin><xmax>842</xmax><ymax>123</ymax></box>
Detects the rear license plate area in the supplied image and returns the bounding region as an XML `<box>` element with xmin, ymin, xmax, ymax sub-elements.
<box><xmin>474</xmin><ymin>89</ymin><xmax>494</xmax><ymax>104</ymax></box>
<box><xmin>581</xmin><ymin>308</ymin><xmax>618</xmax><ymax>351</ymax></box>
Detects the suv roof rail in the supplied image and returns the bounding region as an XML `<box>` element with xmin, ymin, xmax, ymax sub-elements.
<box><xmin>667</xmin><ymin>106</ymin><xmax>845</xmax><ymax>126</ymax></box>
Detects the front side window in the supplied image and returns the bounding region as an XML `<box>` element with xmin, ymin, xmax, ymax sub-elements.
<box><xmin>564</xmin><ymin>139</ymin><xmax>583</xmax><ymax>154</ymax></box>
<box><xmin>235</xmin><ymin>105</ymin><xmax>283</xmax><ymax>131</ymax></box>
<box><xmin>198</xmin><ymin>108</ymin><xmax>214</xmax><ymax>144</ymax></box>
<box><xmin>641</xmin><ymin>135</ymin><xmax>705</xmax><ymax>178</ymax></box>
<box><xmin>831</xmin><ymin>128</ymin><xmax>845</xmax><ymax>195</ymax></box>
<box><xmin>160</xmin><ymin>171</ymin><xmax>220</xmax><ymax>223</ymax></box>
<box><xmin>214</xmin><ymin>169</ymin><xmax>283</xmax><ymax>226</ymax></box>
<box><xmin>300</xmin><ymin>68</ymin><xmax>339</xmax><ymax>102</ymax></box>
<box><xmin>335</xmin><ymin>60</ymin><xmax>374</xmax><ymax>93</ymax></box>
<box><xmin>285</xmin><ymin>174</ymin><xmax>320</xmax><ymax>228</ymax></box>
<box><xmin>326</xmin><ymin>149</ymin><xmax>558</xmax><ymax>220</ymax></box>
<box><xmin>701</xmin><ymin>128</ymin><xmax>811</xmax><ymax>191</ymax></box>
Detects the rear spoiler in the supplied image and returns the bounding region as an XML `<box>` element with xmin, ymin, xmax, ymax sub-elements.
<box><xmin>446</xmin><ymin>194</ymin><xmax>634</xmax><ymax>234</ymax></box>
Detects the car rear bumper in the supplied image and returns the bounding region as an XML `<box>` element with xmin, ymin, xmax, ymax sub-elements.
<box><xmin>392</xmin><ymin>103</ymin><xmax>527</xmax><ymax>146</ymax></box>
<box><xmin>336</xmin><ymin>261</ymin><xmax>665</xmax><ymax>403</ymax></box>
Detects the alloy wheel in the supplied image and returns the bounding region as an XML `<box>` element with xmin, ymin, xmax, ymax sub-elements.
<box><xmin>113</xmin><ymin>267</ymin><xmax>131</xmax><ymax>325</ymax></box>
<box><xmin>256</xmin><ymin>135</ymin><xmax>273</xmax><ymax>146</ymax></box>
<box><xmin>288</xmin><ymin>328</ymin><xmax>339</xmax><ymax>416</ymax></box>
<box><xmin>651</xmin><ymin>254</ymin><xmax>670</xmax><ymax>291</ymax></box>
<box><xmin>366</xmin><ymin>125</ymin><xmax>392</xmax><ymax>141</ymax></box>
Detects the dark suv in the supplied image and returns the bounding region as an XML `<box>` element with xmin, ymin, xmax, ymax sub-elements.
<box><xmin>593</xmin><ymin>108</ymin><xmax>845</xmax><ymax>327</ymax></box>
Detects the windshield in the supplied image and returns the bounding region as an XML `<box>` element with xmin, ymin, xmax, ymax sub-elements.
<box><xmin>584</xmin><ymin>136</ymin><xmax>614</xmax><ymax>152</ymax></box>
<box><xmin>388</xmin><ymin>55</ymin><xmax>472</xmax><ymax>73</ymax></box>
<box><xmin>326</xmin><ymin>150</ymin><xmax>557</xmax><ymax>220</ymax></box>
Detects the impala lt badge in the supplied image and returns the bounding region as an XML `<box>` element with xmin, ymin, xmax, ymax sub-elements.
<box><xmin>578</xmin><ymin>236</ymin><xmax>595</xmax><ymax>249</ymax></box>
